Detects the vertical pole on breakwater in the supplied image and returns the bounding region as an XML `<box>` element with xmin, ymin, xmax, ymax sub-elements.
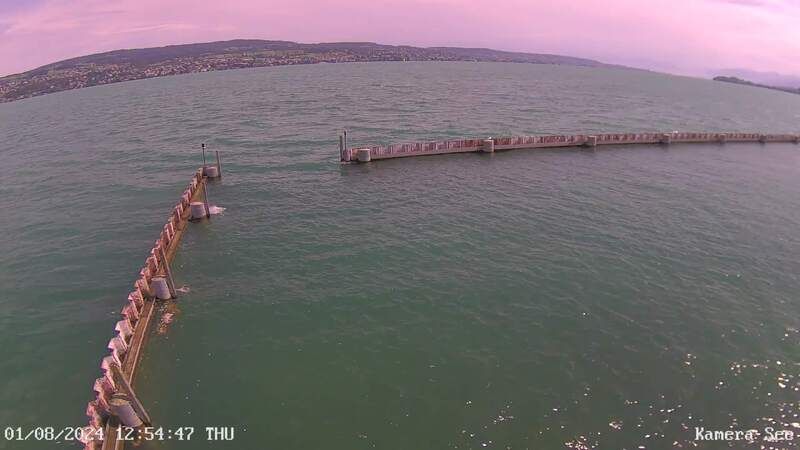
<box><xmin>158</xmin><ymin>247</ymin><xmax>177</xmax><ymax>299</ymax></box>
<box><xmin>201</xmin><ymin>143</ymin><xmax>207</xmax><ymax>167</ymax></box>
<box><xmin>339</xmin><ymin>133</ymin><xmax>352</xmax><ymax>162</ymax></box>
<box><xmin>215</xmin><ymin>151</ymin><xmax>222</xmax><ymax>178</ymax></box>
<box><xmin>202</xmin><ymin>178</ymin><xmax>211</xmax><ymax>219</ymax></box>
<box><xmin>109</xmin><ymin>363</ymin><xmax>152</xmax><ymax>426</ymax></box>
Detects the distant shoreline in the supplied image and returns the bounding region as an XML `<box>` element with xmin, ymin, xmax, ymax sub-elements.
<box><xmin>0</xmin><ymin>39</ymin><xmax>622</xmax><ymax>104</ymax></box>
<box><xmin>713</xmin><ymin>75</ymin><xmax>800</xmax><ymax>96</ymax></box>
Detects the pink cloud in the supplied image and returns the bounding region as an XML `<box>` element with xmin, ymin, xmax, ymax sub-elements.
<box><xmin>0</xmin><ymin>0</ymin><xmax>798</xmax><ymax>78</ymax></box>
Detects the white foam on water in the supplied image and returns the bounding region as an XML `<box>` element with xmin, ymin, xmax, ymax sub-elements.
<box><xmin>209</xmin><ymin>205</ymin><xmax>226</xmax><ymax>215</ymax></box>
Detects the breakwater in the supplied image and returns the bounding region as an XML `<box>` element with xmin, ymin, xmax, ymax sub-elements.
<box><xmin>81</xmin><ymin>161</ymin><xmax>220</xmax><ymax>450</ymax></box>
<box><xmin>340</xmin><ymin>132</ymin><xmax>800</xmax><ymax>162</ymax></box>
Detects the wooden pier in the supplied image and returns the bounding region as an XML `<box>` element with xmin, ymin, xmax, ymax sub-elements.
<box><xmin>340</xmin><ymin>132</ymin><xmax>800</xmax><ymax>163</ymax></box>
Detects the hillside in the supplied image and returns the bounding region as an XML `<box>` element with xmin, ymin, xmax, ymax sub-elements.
<box><xmin>713</xmin><ymin>75</ymin><xmax>800</xmax><ymax>95</ymax></box>
<box><xmin>0</xmin><ymin>40</ymin><xmax>617</xmax><ymax>103</ymax></box>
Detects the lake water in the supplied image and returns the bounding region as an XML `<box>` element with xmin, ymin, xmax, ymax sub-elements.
<box><xmin>1</xmin><ymin>61</ymin><xmax>800</xmax><ymax>449</ymax></box>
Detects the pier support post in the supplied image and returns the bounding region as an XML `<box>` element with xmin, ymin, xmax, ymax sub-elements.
<box><xmin>151</xmin><ymin>278</ymin><xmax>171</xmax><ymax>300</ymax></box>
<box><xmin>482</xmin><ymin>139</ymin><xmax>495</xmax><ymax>153</ymax></box>
<box><xmin>585</xmin><ymin>136</ymin><xmax>597</xmax><ymax>147</ymax></box>
<box><xmin>201</xmin><ymin>143</ymin><xmax>222</xmax><ymax>178</ymax></box>
<box><xmin>340</xmin><ymin>134</ymin><xmax>351</xmax><ymax>162</ymax></box>
<box><xmin>356</xmin><ymin>148</ymin><xmax>371</xmax><ymax>163</ymax></box>
<box><xmin>202</xmin><ymin>150</ymin><xmax>220</xmax><ymax>178</ymax></box>
<box><xmin>158</xmin><ymin>247</ymin><xmax>177</xmax><ymax>298</ymax></box>
<box><xmin>109</xmin><ymin>395</ymin><xmax>143</xmax><ymax>428</ymax></box>
<box><xmin>109</xmin><ymin>363</ymin><xmax>152</xmax><ymax>426</ymax></box>
<box><xmin>202</xmin><ymin>179</ymin><xmax>211</xmax><ymax>218</ymax></box>
<box><xmin>190</xmin><ymin>202</ymin><xmax>208</xmax><ymax>220</ymax></box>
<box><xmin>203</xmin><ymin>165</ymin><xmax>219</xmax><ymax>178</ymax></box>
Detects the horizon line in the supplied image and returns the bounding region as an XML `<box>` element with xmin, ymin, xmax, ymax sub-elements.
<box><xmin>3</xmin><ymin>38</ymin><xmax>641</xmax><ymax>79</ymax></box>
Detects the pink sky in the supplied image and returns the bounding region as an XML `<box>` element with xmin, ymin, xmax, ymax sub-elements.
<box><xmin>1</xmin><ymin>0</ymin><xmax>799</xmax><ymax>78</ymax></box>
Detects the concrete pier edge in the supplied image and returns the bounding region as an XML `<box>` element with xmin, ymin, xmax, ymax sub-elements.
<box><xmin>341</xmin><ymin>132</ymin><xmax>800</xmax><ymax>163</ymax></box>
<box><xmin>83</xmin><ymin>167</ymin><xmax>211</xmax><ymax>450</ymax></box>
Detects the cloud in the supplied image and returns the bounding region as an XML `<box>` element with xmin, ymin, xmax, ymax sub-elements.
<box><xmin>713</xmin><ymin>0</ymin><xmax>770</xmax><ymax>6</ymax></box>
<box><xmin>711</xmin><ymin>0</ymin><xmax>798</xmax><ymax>9</ymax></box>
<box><xmin>0</xmin><ymin>0</ymin><xmax>798</xmax><ymax>77</ymax></box>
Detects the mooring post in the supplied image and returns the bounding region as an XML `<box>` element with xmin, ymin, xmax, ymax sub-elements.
<box><xmin>356</xmin><ymin>148</ymin><xmax>371</xmax><ymax>163</ymax></box>
<box><xmin>482</xmin><ymin>138</ymin><xmax>495</xmax><ymax>153</ymax></box>
<box><xmin>215</xmin><ymin>150</ymin><xmax>222</xmax><ymax>178</ymax></box>
<box><xmin>109</xmin><ymin>363</ymin><xmax>152</xmax><ymax>426</ymax></box>
<box><xmin>150</xmin><ymin>277</ymin><xmax>171</xmax><ymax>300</ymax></box>
<box><xmin>158</xmin><ymin>247</ymin><xmax>177</xmax><ymax>299</ymax></box>
<box><xmin>109</xmin><ymin>394</ymin><xmax>143</xmax><ymax>429</ymax></box>
<box><xmin>190</xmin><ymin>202</ymin><xmax>208</xmax><ymax>220</ymax></box>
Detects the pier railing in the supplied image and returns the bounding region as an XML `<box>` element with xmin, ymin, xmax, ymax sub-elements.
<box><xmin>340</xmin><ymin>132</ymin><xmax>800</xmax><ymax>162</ymax></box>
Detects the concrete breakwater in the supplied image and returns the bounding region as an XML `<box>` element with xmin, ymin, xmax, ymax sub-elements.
<box><xmin>81</xmin><ymin>163</ymin><xmax>220</xmax><ymax>450</ymax></box>
<box><xmin>339</xmin><ymin>132</ymin><xmax>800</xmax><ymax>162</ymax></box>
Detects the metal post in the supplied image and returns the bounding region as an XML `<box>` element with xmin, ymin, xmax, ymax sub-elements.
<box><xmin>109</xmin><ymin>363</ymin><xmax>152</xmax><ymax>426</ymax></box>
<box><xmin>202</xmin><ymin>178</ymin><xmax>211</xmax><ymax>219</ymax></box>
<box><xmin>158</xmin><ymin>247</ymin><xmax>177</xmax><ymax>299</ymax></box>
<box><xmin>215</xmin><ymin>150</ymin><xmax>222</xmax><ymax>178</ymax></box>
<box><xmin>339</xmin><ymin>134</ymin><xmax>344</xmax><ymax>161</ymax></box>
<box><xmin>201</xmin><ymin>143</ymin><xmax>207</xmax><ymax>168</ymax></box>
<box><xmin>343</xmin><ymin>130</ymin><xmax>347</xmax><ymax>155</ymax></box>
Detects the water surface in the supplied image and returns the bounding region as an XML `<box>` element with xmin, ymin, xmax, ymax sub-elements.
<box><xmin>1</xmin><ymin>62</ymin><xmax>799</xmax><ymax>449</ymax></box>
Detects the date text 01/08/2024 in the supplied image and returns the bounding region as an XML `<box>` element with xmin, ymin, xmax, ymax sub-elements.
<box><xmin>3</xmin><ymin>426</ymin><xmax>237</xmax><ymax>442</ymax></box>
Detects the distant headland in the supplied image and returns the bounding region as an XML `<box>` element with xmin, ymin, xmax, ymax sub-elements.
<box><xmin>0</xmin><ymin>40</ymin><xmax>623</xmax><ymax>104</ymax></box>
<box><xmin>713</xmin><ymin>75</ymin><xmax>800</xmax><ymax>95</ymax></box>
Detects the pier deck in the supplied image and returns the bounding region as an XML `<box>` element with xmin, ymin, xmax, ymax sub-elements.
<box><xmin>340</xmin><ymin>132</ymin><xmax>799</xmax><ymax>163</ymax></box>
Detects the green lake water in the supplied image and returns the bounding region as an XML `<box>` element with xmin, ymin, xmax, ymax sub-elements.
<box><xmin>1</xmin><ymin>62</ymin><xmax>799</xmax><ymax>449</ymax></box>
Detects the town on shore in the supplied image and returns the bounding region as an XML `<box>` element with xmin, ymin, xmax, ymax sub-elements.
<box><xmin>0</xmin><ymin>40</ymin><xmax>612</xmax><ymax>103</ymax></box>
<box><xmin>713</xmin><ymin>75</ymin><xmax>800</xmax><ymax>95</ymax></box>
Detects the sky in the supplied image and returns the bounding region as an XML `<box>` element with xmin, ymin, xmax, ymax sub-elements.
<box><xmin>1</xmin><ymin>0</ymin><xmax>799</xmax><ymax>78</ymax></box>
